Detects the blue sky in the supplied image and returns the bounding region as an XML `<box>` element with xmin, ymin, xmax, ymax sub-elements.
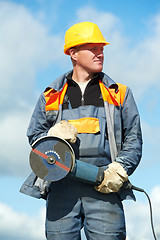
<box><xmin>0</xmin><ymin>0</ymin><xmax>160</xmax><ymax>239</ymax></box>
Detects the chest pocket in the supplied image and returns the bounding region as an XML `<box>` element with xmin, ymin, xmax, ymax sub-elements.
<box><xmin>62</xmin><ymin>106</ymin><xmax>110</xmax><ymax>161</ymax></box>
<box><xmin>68</xmin><ymin>117</ymin><xmax>100</xmax><ymax>134</ymax></box>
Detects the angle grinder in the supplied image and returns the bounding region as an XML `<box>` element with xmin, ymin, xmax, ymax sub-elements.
<box><xmin>29</xmin><ymin>135</ymin><xmax>104</xmax><ymax>185</ymax></box>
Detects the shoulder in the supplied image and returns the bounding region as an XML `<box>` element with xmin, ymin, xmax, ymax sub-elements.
<box><xmin>46</xmin><ymin>71</ymin><xmax>72</xmax><ymax>92</ymax></box>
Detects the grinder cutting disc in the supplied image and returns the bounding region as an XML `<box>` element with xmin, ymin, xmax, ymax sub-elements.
<box><xmin>29</xmin><ymin>136</ymin><xmax>75</xmax><ymax>182</ymax></box>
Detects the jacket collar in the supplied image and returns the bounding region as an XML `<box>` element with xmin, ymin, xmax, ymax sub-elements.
<box><xmin>99</xmin><ymin>72</ymin><xmax>118</xmax><ymax>92</ymax></box>
<box><xmin>45</xmin><ymin>70</ymin><xmax>118</xmax><ymax>92</ymax></box>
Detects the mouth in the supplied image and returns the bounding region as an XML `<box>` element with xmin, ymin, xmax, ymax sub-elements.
<box><xmin>94</xmin><ymin>59</ymin><xmax>103</xmax><ymax>64</ymax></box>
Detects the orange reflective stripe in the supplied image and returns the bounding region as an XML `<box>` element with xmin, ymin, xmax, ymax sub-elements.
<box><xmin>44</xmin><ymin>81</ymin><xmax>127</xmax><ymax>110</ymax></box>
<box><xmin>44</xmin><ymin>83</ymin><xmax>68</xmax><ymax>111</ymax></box>
<box><xmin>44</xmin><ymin>89</ymin><xmax>59</xmax><ymax>111</ymax></box>
<box><xmin>117</xmin><ymin>82</ymin><xmax>127</xmax><ymax>105</ymax></box>
<box><xmin>59</xmin><ymin>83</ymin><xmax>68</xmax><ymax>105</ymax></box>
<box><xmin>68</xmin><ymin>117</ymin><xmax>100</xmax><ymax>134</ymax></box>
<box><xmin>99</xmin><ymin>80</ymin><xmax>127</xmax><ymax>106</ymax></box>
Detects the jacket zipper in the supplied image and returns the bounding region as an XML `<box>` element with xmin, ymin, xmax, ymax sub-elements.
<box><xmin>81</xmin><ymin>94</ymin><xmax>84</xmax><ymax>106</ymax></box>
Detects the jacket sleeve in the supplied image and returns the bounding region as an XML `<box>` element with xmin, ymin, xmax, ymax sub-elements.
<box><xmin>116</xmin><ymin>88</ymin><xmax>143</xmax><ymax>176</ymax></box>
<box><xmin>27</xmin><ymin>93</ymin><xmax>54</xmax><ymax>145</ymax></box>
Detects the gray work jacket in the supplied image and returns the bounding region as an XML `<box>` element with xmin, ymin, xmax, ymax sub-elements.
<box><xmin>20</xmin><ymin>71</ymin><xmax>142</xmax><ymax>201</ymax></box>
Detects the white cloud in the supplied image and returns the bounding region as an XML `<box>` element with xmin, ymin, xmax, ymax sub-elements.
<box><xmin>124</xmin><ymin>186</ymin><xmax>160</xmax><ymax>240</ymax></box>
<box><xmin>0</xmin><ymin>1</ymin><xmax>63</xmax><ymax>112</ymax></box>
<box><xmin>0</xmin><ymin>202</ymin><xmax>46</xmax><ymax>240</ymax></box>
<box><xmin>0</xmin><ymin>109</ymin><xmax>32</xmax><ymax>176</ymax></box>
<box><xmin>0</xmin><ymin>200</ymin><xmax>87</xmax><ymax>240</ymax></box>
<box><xmin>76</xmin><ymin>5</ymin><xmax>122</xmax><ymax>34</ymax></box>
<box><xmin>1</xmin><ymin>186</ymin><xmax>160</xmax><ymax>240</ymax></box>
<box><xmin>0</xmin><ymin>1</ymin><xmax>64</xmax><ymax>176</ymax></box>
<box><xmin>141</xmin><ymin>121</ymin><xmax>160</xmax><ymax>166</ymax></box>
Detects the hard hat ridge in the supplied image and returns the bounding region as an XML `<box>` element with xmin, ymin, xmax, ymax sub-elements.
<box><xmin>64</xmin><ymin>21</ymin><xmax>110</xmax><ymax>55</ymax></box>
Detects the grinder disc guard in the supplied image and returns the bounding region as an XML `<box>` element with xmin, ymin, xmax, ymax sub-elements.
<box><xmin>29</xmin><ymin>136</ymin><xmax>75</xmax><ymax>182</ymax></box>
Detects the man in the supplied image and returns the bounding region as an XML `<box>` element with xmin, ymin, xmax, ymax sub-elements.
<box><xmin>22</xmin><ymin>22</ymin><xmax>142</xmax><ymax>240</ymax></box>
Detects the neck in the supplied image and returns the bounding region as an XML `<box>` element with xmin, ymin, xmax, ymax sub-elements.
<box><xmin>72</xmin><ymin>68</ymin><xmax>94</xmax><ymax>83</ymax></box>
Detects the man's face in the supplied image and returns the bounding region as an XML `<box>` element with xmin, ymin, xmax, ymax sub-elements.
<box><xmin>72</xmin><ymin>43</ymin><xmax>104</xmax><ymax>74</ymax></box>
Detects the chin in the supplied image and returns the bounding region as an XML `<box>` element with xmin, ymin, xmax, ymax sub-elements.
<box><xmin>94</xmin><ymin>67</ymin><xmax>103</xmax><ymax>72</ymax></box>
<box><xmin>95</xmin><ymin>64</ymin><xmax>103</xmax><ymax>72</ymax></box>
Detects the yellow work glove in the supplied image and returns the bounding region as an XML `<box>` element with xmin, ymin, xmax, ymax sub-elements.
<box><xmin>47</xmin><ymin>120</ymin><xmax>78</xmax><ymax>144</ymax></box>
<box><xmin>95</xmin><ymin>162</ymin><xmax>128</xmax><ymax>194</ymax></box>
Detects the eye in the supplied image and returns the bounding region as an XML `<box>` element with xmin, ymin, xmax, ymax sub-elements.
<box><xmin>90</xmin><ymin>47</ymin><xmax>97</xmax><ymax>51</ymax></box>
<box><xmin>90</xmin><ymin>46</ymin><xmax>104</xmax><ymax>52</ymax></box>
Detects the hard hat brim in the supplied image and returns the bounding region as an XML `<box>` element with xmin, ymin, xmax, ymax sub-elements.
<box><xmin>64</xmin><ymin>41</ymin><xmax>110</xmax><ymax>55</ymax></box>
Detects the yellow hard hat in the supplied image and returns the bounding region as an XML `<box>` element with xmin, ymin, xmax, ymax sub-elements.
<box><xmin>64</xmin><ymin>22</ymin><xmax>110</xmax><ymax>55</ymax></box>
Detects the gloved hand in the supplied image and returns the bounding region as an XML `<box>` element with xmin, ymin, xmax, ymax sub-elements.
<box><xmin>47</xmin><ymin>120</ymin><xmax>78</xmax><ymax>143</ymax></box>
<box><xmin>95</xmin><ymin>162</ymin><xmax>128</xmax><ymax>194</ymax></box>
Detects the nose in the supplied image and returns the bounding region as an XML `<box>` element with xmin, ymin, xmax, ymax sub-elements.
<box><xmin>96</xmin><ymin>47</ymin><xmax>104</xmax><ymax>57</ymax></box>
<box><xmin>96</xmin><ymin>49</ymin><xmax>104</xmax><ymax>59</ymax></box>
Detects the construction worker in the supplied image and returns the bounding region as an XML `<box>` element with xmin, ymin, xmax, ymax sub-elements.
<box><xmin>21</xmin><ymin>22</ymin><xmax>142</xmax><ymax>240</ymax></box>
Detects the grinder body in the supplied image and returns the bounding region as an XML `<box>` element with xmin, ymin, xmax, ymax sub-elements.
<box><xmin>29</xmin><ymin>136</ymin><xmax>104</xmax><ymax>185</ymax></box>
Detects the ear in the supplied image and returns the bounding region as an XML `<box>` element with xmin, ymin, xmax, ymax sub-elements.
<box><xmin>69</xmin><ymin>48</ymin><xmax>77</xmax><ymax>61</ymax></box>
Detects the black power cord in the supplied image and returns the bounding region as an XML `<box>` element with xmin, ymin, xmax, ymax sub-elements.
<box><xmin>124</xmin><ymin>181</ymin><xmax>158</xmax><ymax>240</ymax></box>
